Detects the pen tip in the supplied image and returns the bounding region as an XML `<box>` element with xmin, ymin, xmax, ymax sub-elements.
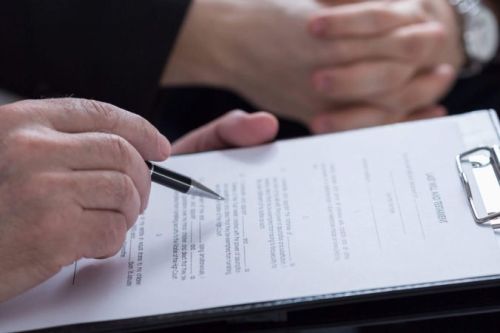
<box><xmin>189</xmin><ymin>180</ymin><xmax>225</xmax><ymax>201</ymax></box>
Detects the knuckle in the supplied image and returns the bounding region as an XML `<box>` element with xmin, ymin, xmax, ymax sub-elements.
<box><xmin>406</xmin><ymin>0</ymin><xmax>429</xmax><ymax>21</ymax></box>
<box><xmin>432</xmin><ymin>24</ymin><xmax>448</xmax><ymax>45</ymax></box>
<box><xmin>369</xmin><ymin>6</ymin><xmax>392</xmax><ymax>30</ymax></box>
<box><xmin>101</xmin><ymin>218</ymin><xmax>127</xmax><ymax>256</ymax></box>
<box><xmin>135</xmin><ymin>114</ymin><xmax>158</xmax><ymax>148</ymax></box>
<box><xmin>80</xmin><ymin>99</ymin><xmax>120</xmax><ymax>131</ymax></box>
<box><xmin>413</xmin><ymin>9</ymin><xmax>427</xmax><ymax>23</ymax></box>
<box><xmin>392</xmin><ymin>91</ymin><xmax>411</xmax><ymax>112</ymax></box>
<box><xmin>417</xmin><ymin>0</ymin><xmax>434</xmax><ymax>17</ymax></box>
<box><xmin>131</xmin><ymin>112</ymin><xmax>151</xmax><ymax>135</ymax></box>
<box><xmin>329</xmin><ymin>42</ymin><xmax>352</xmax><ymax>62</ymax></box>
<box><xmin>5</xmin><ymin>129</ymin><xmax>40</xmax><ymax>152</ymax></box>
<box><xmin>400</xmin><ymin>33</ymin><xmax>426</xmax><ymax>60</ymax></box>
<box><xmin>0</xmin><ymin>129</ymin><xmax>63</xmax><ymax>180</ymax></box>
<box><xmin>347</xmin><ymin>67</ymin><xmax>366</xmax><ymax>89</ymax></box>
<box><xmin>0</xmin><ymin>101</ymin><xmax>20</xmax><ymax>117</ymax></box>
<box><xmin>328</xmin><ymin>42</ymin><xmax>343</xmax><ymax>59</ymax></box>
<box><xmin>352</xmin><ymin>65</ymin><xmax>384</xmax><ymax>94</ymax></box>
<box><xmin>105</xmin><ymin>134</ymin><xmax>133</xmax><ymax>165</ymax></box>
<box><xmin>45</xmin><ymin>97</ymin><xmax>77</xmax><ymax>108</ymax></box>
<box><xmin>324</xmin><ymin>15</ymin><xmax>342</xmax><ymax>35</ymax></box>
<box><xmin>378</xmin><ymin>90</ymin><xmax>405</xmax><ymax>114</ymax></box>
<box><xmin>384</xmin><ymin>64</ymin><xmax>410</xmax><ymax>87</ymax></box>
<box><xmin>327</xmin><ymin>70</ymin><xmax>345</xmax><ymax>90</ymax></box>
<box><xmin>3</xmin><ymin>129</ymin><xmax>50</xmax><ymax>164</ymax></box>
<box><xmin>113</xmin><ymin>174</ymin><xmax>137</xmax><ymax>206</ymax></box>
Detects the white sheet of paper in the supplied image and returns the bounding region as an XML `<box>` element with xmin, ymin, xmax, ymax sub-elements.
<box><xmin>2</xmin><ymin>112</ymin><xmax>500</xmax><ymax>332</ymax></box>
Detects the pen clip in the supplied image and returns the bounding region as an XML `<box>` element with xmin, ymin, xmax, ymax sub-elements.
<box><xmin>457</xmin><ymin>145</ymin><xmax>500</xmax><ymax>227</ymax></box>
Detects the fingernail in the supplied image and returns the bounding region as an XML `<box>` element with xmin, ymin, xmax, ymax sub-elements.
<box><xmin>310</xmin><ymin>18</ymin><xmax>326</xmax><ymax>37</ymax></box>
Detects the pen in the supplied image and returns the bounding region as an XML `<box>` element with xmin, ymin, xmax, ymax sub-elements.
<box><xmin>145</xmin><ymin>161</ymin><xmax>224</xmax><ymax>200</ymax></box>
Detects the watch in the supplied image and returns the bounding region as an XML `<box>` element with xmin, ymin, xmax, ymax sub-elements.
<box><xmin>449</xmin><ymin>0</ymin><xmax>499</xmax><ymax>76</ymax></box>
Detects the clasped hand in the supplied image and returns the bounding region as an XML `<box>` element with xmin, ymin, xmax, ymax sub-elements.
<box><xmin>307</xmin><ymin>0</ymin><xmax>463</xmax><ymax>132</ymax></box>
<box><xmin>167</xmin><ymin>0</ymin><xmax>463</xmax><ymax>133</ymax></box>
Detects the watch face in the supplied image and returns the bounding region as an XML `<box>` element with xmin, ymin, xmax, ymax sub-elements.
<box><xmin>465</xmin><ymin>5</ymin><xmax>499</xmax><ymax>62</ymax></box>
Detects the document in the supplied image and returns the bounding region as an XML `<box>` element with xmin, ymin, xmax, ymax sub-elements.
<box><xmin>2</xmin><ymin>112</ymin><xmax>500</xmax><ymax>332</ymax></box>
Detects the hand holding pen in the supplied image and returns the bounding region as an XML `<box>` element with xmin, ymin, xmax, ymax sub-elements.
<box><xmin>0</xmin><ymin>98</ymin><xmax>277</xmax><ymax>303</ymax></box>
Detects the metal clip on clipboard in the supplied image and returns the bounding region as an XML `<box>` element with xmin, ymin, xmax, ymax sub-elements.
<box><xmin>457</xmin><ymin>145</ymin><xmax>500</xmax><ymax>228</ymax></box>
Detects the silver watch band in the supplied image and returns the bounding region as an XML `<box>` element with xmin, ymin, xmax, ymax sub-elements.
<box><xmin>449</xmin><ymin>0</ymin><xmax>481</xmax><ymax>15</ymax></box>
<box><xmin>449</xmin><ymin>0</ymin><xmax>498</xmax><ymax>77</ymax></box>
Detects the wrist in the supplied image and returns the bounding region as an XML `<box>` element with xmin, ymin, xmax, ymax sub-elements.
<box><xmin>160</xmin><ymin>0</ymin><xmax>242</xmax><ymax>90</ymax></box>
<box><xmin>448</xmin><ymin>0</ymin><xmax>499</xmax><ymax>76</ymax></box>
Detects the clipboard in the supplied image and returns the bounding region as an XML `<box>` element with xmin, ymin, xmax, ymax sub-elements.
<box><xmin>457</xmin><ymin>145</ymin><xmax>500</xmax><ymax>228</ymax></box>
<box><xmin>135</xmin><ymin>111</ymin><xmax>500</xmax><ymax>332</ymax></box>
<box><xmin>103</xmin><ymin>110</ymin><xmax>500</xmax><ymax>332</ymax></box>
<box><xmin>9</xmin><ymin>110</ymin><xmax>500</xmax><ymax>333</ymax></box>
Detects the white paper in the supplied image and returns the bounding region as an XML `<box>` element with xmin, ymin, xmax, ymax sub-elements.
<box><xmin>2</xmin><ymin>112</ymin><xmax>500</xmax><ymax>332</ymax></box>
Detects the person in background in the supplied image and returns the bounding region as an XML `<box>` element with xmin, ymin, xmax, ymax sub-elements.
<box><xmin>157</xmin><ymin>0</ymin><xmax>500</xmax><ymax>138</ymax></box>
<box><xmin>2</xmin><ymin>0</ymin><xmax>482</xmax><ymax>139</ymax></box>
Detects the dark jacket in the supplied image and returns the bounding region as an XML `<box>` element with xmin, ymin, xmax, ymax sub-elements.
<box><xmin>0</xmin><ymin>0</ymin><xmax>191</xmax><ymax>119</ymax></box>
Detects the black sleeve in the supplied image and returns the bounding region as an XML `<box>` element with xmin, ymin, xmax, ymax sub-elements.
<box><xmin>0</xmin><ymin>0</ymin><xmax>191</xmax><ymax>118</ymax></box>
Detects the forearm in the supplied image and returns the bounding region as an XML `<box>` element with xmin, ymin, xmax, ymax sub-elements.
<box><xmin>161</xmin><ymin>0</ymin><xmax>242</xmax><ymax>90</ymax></box>
<box><xmin>161</xmin><ymin>0</ymin><xmax>327</xmax><ymax>124</ymax></box>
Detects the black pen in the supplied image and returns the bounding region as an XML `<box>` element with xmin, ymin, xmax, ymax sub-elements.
<box><xmin>145</xmin><ymin>161</ymin><xmax>224</xmax><ymax>200</ymax></box>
